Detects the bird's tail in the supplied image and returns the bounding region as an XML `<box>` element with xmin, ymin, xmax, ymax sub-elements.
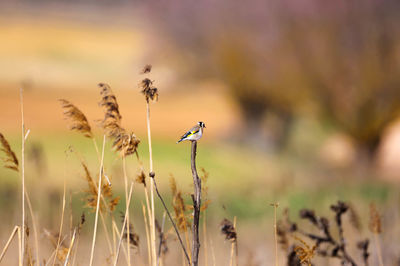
<box><xmin>176</xmin><ymin>138</ymin><xmax>184</xmax><ymax>144</ymax></box>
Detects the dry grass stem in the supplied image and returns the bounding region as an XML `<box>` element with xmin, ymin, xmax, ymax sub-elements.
<box><xmin>89</xmin><ymin>135</ymin><xmax>106</xmax><ymax>266</ymax></box>
<box><xmin>142</xmin><ymin>204</ymin><xmax>152</xmax><ymax>266</ymax></box>
<box><xmin>52</xmin><ymin>182</ymin><xmax>67</xmax><ymax>266</ymax></box>
<box><xmin>0</xmin><ymin>226</ymin><xmax>19</xmax><ymax>263</ymax></box>
<box><xmin>20</xmin><ymin>88</ymin><xmax>26</xmax><ymax>264</ymax></box>
<box><xmin>271</xmin><ymin>203</ymin><xmax>279</xmax><ymax>266</ymax></box>
<box><xmin>24</xmin><ymin>189</ymin><xmax>40</xmax><ymax>265</ymax></box>
<box><xmin>114</xmin><ymin>181</ymin><xmax>134</xmax><ymax>266</ymax></box>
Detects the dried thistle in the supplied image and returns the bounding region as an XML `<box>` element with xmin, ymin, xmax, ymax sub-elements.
<box><xmin>220</xmin><ymin>218</ymin><xmax>237</xmax><ymax>242</ymax></box>
<box><xmin>141</xmin><ymin>64</ymin><xmax>152</xmax><ymax>74</ymax></box>
<box><xmin>169</xmin><ymin>176</ymin><xmax>191</xmax><ymax>232</ymax></box>
<box><xmin>0</xmin><ymin>132</ymin><xmax>19</xmax><ymax>172</ymax></box>
<box><xmin>59</xmin><ymin>99</ymin><xmax>93</xmax><ymax>138</ymax></box>
<box><xmin>293</xmin><ymin>235</ymin><xmax>316</xmax><ymax>265</ymax></box>
<box><xmin>369</xmin><ymin>203</ymin><xmax>382</xmax><ymax>234</ymax></box>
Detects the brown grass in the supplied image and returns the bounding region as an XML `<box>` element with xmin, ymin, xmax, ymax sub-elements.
<box><xmin>0</xmin><ymin>132</ymin><xmax>19</xmax><ymax>172</ymax></box>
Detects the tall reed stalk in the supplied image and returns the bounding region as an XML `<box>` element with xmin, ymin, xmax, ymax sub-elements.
<box><xmin>146</xmin><ymin>101</ymin><xmax>157</xmax><ymax>266</ymax></box>
<box><xmin>19</xmin><ymin>88</ymin><xmax>26</xmax><ymax>264</ymax></box>
<box><xmin>89</xmin><ymin>135</ymin><xmax>106</xmax><ymax>266</ymax></box>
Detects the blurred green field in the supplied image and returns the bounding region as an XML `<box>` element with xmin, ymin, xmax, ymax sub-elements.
<box><xmin>0</xmin><ymin>132</ymin><xmax>394</xmax><ymax>222</ymax></box>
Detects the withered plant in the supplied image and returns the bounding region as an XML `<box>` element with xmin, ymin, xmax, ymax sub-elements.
<box><xmin>277</xmin><ymin>201</ymin><xmax>370</xmax><ymax>266</ymax></box>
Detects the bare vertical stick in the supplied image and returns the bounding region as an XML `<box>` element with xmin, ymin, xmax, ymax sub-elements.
<box><xmin>146</xmin><ymin>99</ymin><xmax>157</xmax><ymax>266</ymax></box>
<box><xmin>191</xmin><ymin>140</ymin><xmax>201</xmax><ymax>266</ymax></box>
<box><xmin>271</xmin><ymin>203</ymin><xmax>279</xmax><ymax>266</ymax></box>
<box><xmin>19</xmin><ymin>88</ymin><xmax>25</xmax><ymax>264</ymax></box>
<box><xmin>89</xmin><ymin>135</ymin><xmax>106</xmax><ymax>266</ymax></box>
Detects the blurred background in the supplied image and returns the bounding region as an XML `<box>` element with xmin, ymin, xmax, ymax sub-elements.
<box><xmin>0</xmin><ymin>0</ymin><xmax>400</xmax><ymax>265</ymax></box>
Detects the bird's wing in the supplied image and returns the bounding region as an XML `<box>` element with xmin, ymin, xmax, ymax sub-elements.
<box><xmin>180</xmin><ymin>125</ymin><xmax>200</xmax><ymax>139</ymax></box>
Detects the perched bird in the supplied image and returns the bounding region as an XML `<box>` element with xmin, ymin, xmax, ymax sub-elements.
<box><xmin>177</xmin><ymin>122</ymin><xmax>206</xmax><ymax>143</ymax></box>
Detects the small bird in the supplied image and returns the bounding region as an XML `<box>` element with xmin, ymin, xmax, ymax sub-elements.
<box><xmin>177</xmin><ymin>121</ymin><xmax>206</xmax><ymax>143</ymax></box>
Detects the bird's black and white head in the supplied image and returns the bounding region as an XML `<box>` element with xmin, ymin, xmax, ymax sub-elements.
<box><xmin>198</xmin><ymin>121</ymin><xmax>206</xmax><ymax>128</ymax></box>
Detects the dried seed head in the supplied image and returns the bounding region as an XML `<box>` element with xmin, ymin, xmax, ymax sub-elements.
<box><xmin>135</xmin><ymin>169</ymin><xmax>146</xmax><ymax>186</ymax></box>
<box><xmin>293</xmin><ymin>235</ymin><xmax>316</xmax><ymax>264</ymax></box>
<box><xmin>98</xmin><ymin>83</ymin><xmax>140</xmax><ymax>157</ymax></box>
<box><xmin>59</xmin><ymin>99</ymin><xmax>93</xmax><ymax>138</ymax></box>
<box><xmin>141</xmin><ymin>64</ymin><xmax>152</xmax><ymax>74</ymax></box>
<box><xmin>0</xmin><ymin>133</ymin><xmax>19</xmax><ymax>172</ymax></box>
<box><xmin>220</xmin><ymin>218</ymin><xmax>237</xmax><ymax>242</ymax></box>
<box><xmin>140</xmin><ymin>73</ymin><xmax>159</xmax><ymax>103</ymax></box>
<box><xmin>369</xmin><ymin>203</ymin><xmax>382</xmax><ymax>234</ymax></box>
<box><xmin>112</xmin><ymin>131</ymin><xmax>140</xmax><ymax>157</ymax></box>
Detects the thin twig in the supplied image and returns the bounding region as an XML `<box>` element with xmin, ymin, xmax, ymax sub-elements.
<box><xmin>0</xmin><ymin>226</ymin><xmax>19</xmax><ymax>263</ymax></box>
<box><xmin>89</xmin><ymin>135</ymin><xmax>106</xmax><ymax>266</ymax></box>
<box><xmin>151</xmin><ymin>173</ymin><xmax>191</xmax><ymax>265</ymax></box>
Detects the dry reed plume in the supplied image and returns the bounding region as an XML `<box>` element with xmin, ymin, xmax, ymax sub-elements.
<box><xmin>81</xmin><ymin>161</ymin><xmax>120</xmax><ymax>212</ymax></box>
<box><xmin>59</xmin><ymin>99</ymin><xmax>93</xmax><ymax>138</ymax></box>
<box><xmin>99</xmin><ymin>83</ymin><xmax>140</xmax><ymax>157</ymax></box>
<box><xmin>0</xmin><ymin>132</ymin><xmax>19</xmax><ymax>172</ymax></box>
